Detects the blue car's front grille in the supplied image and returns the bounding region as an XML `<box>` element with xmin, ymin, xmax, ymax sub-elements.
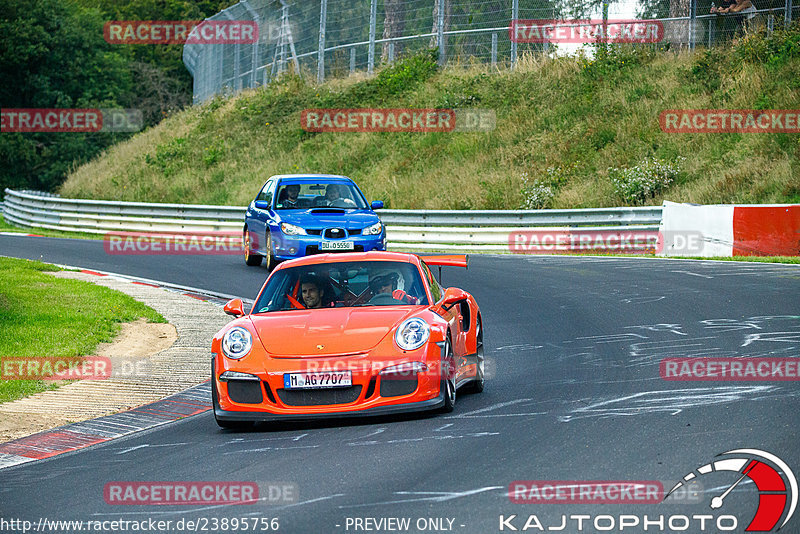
<box><xmin>324</xmin><ymin>228</ymin><xmax>346</xmax><ymax>239</ymax></box>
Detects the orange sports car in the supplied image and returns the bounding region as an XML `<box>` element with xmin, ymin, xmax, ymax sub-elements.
<box><xmin>211</xmin><ymin>251</ymin><xmax>484</xmax><ymax>428</ymax></box>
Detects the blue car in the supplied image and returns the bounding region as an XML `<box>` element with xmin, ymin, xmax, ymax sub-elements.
<box><xmin>243</xmin><ymin>174</ymin><xmax>386</xmax><ymax>269</ymax></box>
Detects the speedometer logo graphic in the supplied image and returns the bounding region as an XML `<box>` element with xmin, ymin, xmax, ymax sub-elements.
<box><xmin>665</xmin><ymin>449</ymin><xmax>797</xmax><ymax>531</ymax></box>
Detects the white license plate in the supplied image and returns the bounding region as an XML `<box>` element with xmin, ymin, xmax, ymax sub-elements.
<box><xmin>319</xmin><ymin>241</ymin><xmax>354</xmax><ymax>251</ymax></box>
<box><xmin>283</xmin><ymin>371</ymin><xmax>352</xmax><ymax>389</ymax></box>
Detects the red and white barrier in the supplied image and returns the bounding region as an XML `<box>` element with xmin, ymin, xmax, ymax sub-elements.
<box><xmin>659</xmin><ymin>201</ymin><xmax>800</xmax><ymax>257</ymax></box>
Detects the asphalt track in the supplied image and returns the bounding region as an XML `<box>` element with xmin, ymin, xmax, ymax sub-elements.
<box><xmin>1</xmin><ymin>234</ymin><xmax>799</xmax><ymax>534</ymax></box>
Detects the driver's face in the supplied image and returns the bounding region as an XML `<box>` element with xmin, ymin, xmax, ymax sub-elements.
<box><xmin>301</xmin><ymin>283</ymin><xmax>322</xmax><ymax>308</ymax></box>
<box><xmin>287</xmin><ymin>186</ymin><xmax>300</xmax><ymax>199</ymax></box>
<box><xmin>326</xmin><ymin>187</ymin><xmax>340</xmax><ymax>200</ymax></box>
<box><xmin>377</xmin><ymin>283</ymin><xmax>392</xmax><ymax>295</ymax></box>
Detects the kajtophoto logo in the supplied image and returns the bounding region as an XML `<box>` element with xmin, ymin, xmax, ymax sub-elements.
<box><xmin>665</xmin><ymin>449</ymin><xmax>797</xmax><ymax>532</ymax></box>
<box><xmin>499</xmin><ymin>449</ymin><xmax>795</xmax><ymax>532</ymax></box>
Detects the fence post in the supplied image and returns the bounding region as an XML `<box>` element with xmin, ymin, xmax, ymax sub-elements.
<box><xmin>437</xmin><ymin>0</ymin><xmax>446</xmax><ymax>66</ymax></box>
<box><xmin>690</xmin><ymin>0</ymin><xmax>697</xmax><ymax>50</ymax></box>
<box><xmin>388</xmin><ymin>41</ymin><xmax>395</xmax><ymax>63</ymax></box>
<box><xmin>368</xmin><ymin>0</ymin><xmax>377</xmax><ymax>74</ymax></box>
<box><xmin>317</xmin><ymin>0</ymin><xmax>327</xmax><ymax>84</ymax></box>
<box><xmin>768</xmin><ymin>12</ymin><xmax>774</xmax><ymax>33</ymax></box>
<box><xmin>786</xmin><ymin>0</ymin><xmax>792</xmax><ymax>29</ymax></box>
<box><xmin>491</xmin><ymin>32</ymin><xmax>497</xmax><ymax>67</ymax></box>
<box><xmin>350</xmin><ymin>47</ymin><xmax>356</xmax><ymax>74</ymax></box>
<box><xmin>708</xmin><ymin>16</ymin><xmax>714</xmax><ymax>46</ymax></box>
<box><xmin>511</xmin><ymin>0</ymin><xmax>518</xmax><ymax>69</ymax></box>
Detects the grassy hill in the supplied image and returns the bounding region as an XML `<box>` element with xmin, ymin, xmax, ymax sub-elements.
<box><xmin>60</xmin><ymin>28</ymin><xmax>800</xmax><ymax>210</ymax></box>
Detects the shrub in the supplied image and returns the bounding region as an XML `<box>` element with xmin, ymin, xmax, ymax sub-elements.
<box><xmin>609</xmin><ymin>157</ymin><xmax>685</xmax><ymax>205</ymax></box>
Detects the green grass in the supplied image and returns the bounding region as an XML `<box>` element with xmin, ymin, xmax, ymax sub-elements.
<box><xmin>0</xmin><ymin>215</ymin><xmax>102</xmax><ymax>240</ymax></box>
<box><xmin>0</xmin><ymin>257</ymin><xmax>165</xmax><ymax>404</ymax></box>
<box><xmin>59</xmin><ymin>26</ymin><xmax>800</xmax><ymax>210</ymax></box>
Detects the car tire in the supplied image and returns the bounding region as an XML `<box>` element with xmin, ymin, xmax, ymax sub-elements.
<box><xmin>244</xmin><ymin>228</ymin><xmax>263</xmax><ymax>267</ymax></box>
<box><xmin>212</xmin><ymin>377</ymin><xmax>253</xmax><ymax>430</ymax></box>
<box><xmin>464</xmin><ymin>315</ymin><xmax>485</xmax><ymax>394</ymax></box>
<box><xmin>264</xmin><ymin>232</ymin><xmax>277</xmax><ymax>271</ymax></box>
<box><xmin>440</xmin><ymin>334</ymin><xmax>456</xmax><ymax>413</ymax></box>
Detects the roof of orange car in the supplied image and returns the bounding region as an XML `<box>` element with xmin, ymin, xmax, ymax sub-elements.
<box><xmin>275</xmin><ymin>251</ymin><xmax>418</xmax><ymax>269</ymax></box>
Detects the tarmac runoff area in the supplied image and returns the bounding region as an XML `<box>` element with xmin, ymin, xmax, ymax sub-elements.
<box><xmin>0</xmin><ymin>271</ymin><xmax>231</xmax><ymax>446</ymax></box>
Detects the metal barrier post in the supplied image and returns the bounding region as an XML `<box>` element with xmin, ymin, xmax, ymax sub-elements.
<box><xmin>388</xmin><ymin>41</ymin><xmax>395</xmax><ymax>63</ymax></box>
<box><xmin>350</xmin><ymin>47</ymin><xmax>356</xmax><ymax>74</ymax></box>
<box><xmin>491</xmin><ymin>33</ymin><xmax>497</xmax><ymax>67</ymax></box>
<box><xmin>708</xmin><ymin>16</ymin><xmax>714</xmax><ymax>46</ymax></box>
<box><xmin>511</xmin><ymin>0</ymin><xmax>518</xmax><ymax>69</ymax></box>
<box><xmin>690</xmin><ymin>0</ymin><xmax>697</xmax><ymax>50</ymax></box>
<box><xmin>368</xmin><ymin>0</ymin><xmax>377</xmax><ymax>74</ymax></box>
<box><xmin>786</xmin><ymin>0</ymin><xmax>793</xmax><ymax>28</ymax></box>
<box><xmin>317</xmin><ymin>0</ymin><xmax>327</xmax><ymax>84</ymax></box>
<box><xmin>437</xmin><ymin>0</ymin><xmax>446</xmax><ymax>66</ymax></box>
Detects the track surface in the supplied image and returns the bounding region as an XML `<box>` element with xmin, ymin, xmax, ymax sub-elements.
<box><xmin>1</xmin><ymin>235</ymin><xmax>799</xmax><ymax>533</ymax></box>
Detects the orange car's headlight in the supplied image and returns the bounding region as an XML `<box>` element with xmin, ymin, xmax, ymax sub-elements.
<box><xmin>221</xmin><ymin>327</ymin><xmax>252</xmax><ymax>359</ymax></box>
<box><xmin>394</xmin><ymin>318</ymin><xmax>430</xmax><ymax>351</ymax></box>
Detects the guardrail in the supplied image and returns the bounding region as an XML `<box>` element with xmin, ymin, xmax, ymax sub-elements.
<box><xmin>3</xmin><ymin>189</ymin><xmax>662</xmax><ymax>253</ymax></box>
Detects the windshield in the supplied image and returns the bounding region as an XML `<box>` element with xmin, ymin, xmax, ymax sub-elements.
<box><xmin>274</xmin><ymin>182</ymin><xmax>368</xmax><ymax>210</ymax></box>
<box><xmin>253</xmin><ymin>261</ymin><xmax>429</xmax><ymax>312</ymax></box>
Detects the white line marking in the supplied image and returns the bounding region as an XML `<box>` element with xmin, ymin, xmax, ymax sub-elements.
<box><xmin>456</xmin><ymin>399</ymin><xmax>534</xmax><ymax>416</ymax></box>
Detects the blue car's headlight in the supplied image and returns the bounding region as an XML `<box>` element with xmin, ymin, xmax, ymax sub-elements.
<box><xmin>364</xmin><ymin>222</ymin><xmax>382</xmax><ymax>235</ymax></box>
<box><xmin>222</xmin><ymin>327</ymin><xmax>252</xmax><ymax>359</ymax></box>
<box><xmin>394</xmin><ymin>318</ymin><xmax>430</xmax><ymax>351</ymax></box>
<box><xmin>280</xmin><ymin>222</ymin><xmax>306</xmax><ymax>236</ymax></box>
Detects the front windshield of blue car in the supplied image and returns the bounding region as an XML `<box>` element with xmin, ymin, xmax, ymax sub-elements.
<box><xmin>275</xmin><ymin>182</ymin><xmax>368</xmax><ymax>210</ymax></box>
<box><xmin>253</xmin><ymin>261</ymin><xmax>429</xmax><ymax>312</ymax></box>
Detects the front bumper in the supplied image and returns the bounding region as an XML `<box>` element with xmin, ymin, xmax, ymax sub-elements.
<box><xmin>212</xmin><ymin>343</ymin><xmax>445</xmax><ymax>422</ymax></box>
<box><xmin>214</xmin><ymin>392</ymin><xmax>445</xmax><ymax>423</ymax></box>
<box><xmin>271</xmin><ymin>232</ymin><xmax>386</xmax><ymax>261</ymax></box>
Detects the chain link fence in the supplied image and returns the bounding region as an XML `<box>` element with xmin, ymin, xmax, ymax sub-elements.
<box><xmin>182</xmin><ymin>0</ymin><xmax>795</xmax><ymax>104</ymax></box>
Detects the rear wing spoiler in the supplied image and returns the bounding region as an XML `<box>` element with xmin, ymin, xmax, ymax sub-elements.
<box><xmin>419</xmin><ymin>255</ymin><xmax>468</xmax><ymax>268</ymax></box>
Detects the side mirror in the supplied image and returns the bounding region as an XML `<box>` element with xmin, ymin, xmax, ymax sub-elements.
<box><xmin>224</xmin><ymin>298</ymin><xmax>245</xmax><ymax>317</ymax></box>
<box><xmin>371</xmin><ymin>200</ymin><xmax>384</xmax><ymax>210</ymax></box>
<box><xmin>254</xmin><ymin>200</ymin><xmax>270</xmax><ymax>209</ymax></box>
<box><xmin>441</xmin><ymin>287</ymin><xmax>468</xmax><ymax>309</ymax></box>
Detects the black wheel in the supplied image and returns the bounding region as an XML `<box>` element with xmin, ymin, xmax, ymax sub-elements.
<box><xmin>243</xmin><ymin>228</ymin><xmax>263</xmax><ymax>266</ymax></box>
<box><xmin>212</xmin><ymin>377</ymin><xmax>252</xmax><ymax>430</ymax></box>
<box><xmin>464</xmin><ymin>316</ymin><xmax>485</xmax><ymax>393</ymax></box>
<box><xmin>440</xmin><ymin>335</ymin><xmax>456</xmax><ymax>413</ymax></box>
<box><xmin>264</xmin><ymin>232</ymin><xmax>277</xmax><ymax>271</ymax></box>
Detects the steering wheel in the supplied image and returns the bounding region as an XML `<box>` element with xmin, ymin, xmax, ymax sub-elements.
<box><xmin>368</xmin><ymin>293</ymin><xmax>403</xmax><ymax>305</ymax></box>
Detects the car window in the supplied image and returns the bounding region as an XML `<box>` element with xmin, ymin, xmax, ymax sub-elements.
<box><xmin>274</xmin><ymin>182</ymin><xmax>369</xmax><ymax>210</ymax></box>
<box><xmin>253</xmin><ymin>261</ymin><xmax>429</xmax><ymax>312</ymax></box>
<box><xmin>256</xmin><ymin>180</ymin><xmax>274</xmax><ymax>203</ymax></box>
<box><xmin>421</xmin><ymin>261</ymin><xmax>442</xmax><ymax>302</ymax></box>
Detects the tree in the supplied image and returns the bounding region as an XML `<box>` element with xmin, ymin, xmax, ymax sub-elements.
<box><xmin>383</xmin><ymin>0</ymin><xmax>407</xmax><ymax>60</ymax></box>
<box><xmin>0</xmin><ymin>0</ymin><xmax>133</xmax><ymax>192</ymax></box>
